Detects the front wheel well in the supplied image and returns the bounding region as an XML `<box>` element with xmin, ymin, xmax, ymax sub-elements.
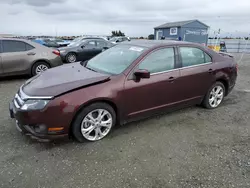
<box><xmin>68</xmin><ymin>100</ymin><xmax>119</xmax><ymax>137</ymax></box>
<box><xmin>216</xmin><ymin>79</ymin><xmax>229</xmax><ymax>96</ymax></box>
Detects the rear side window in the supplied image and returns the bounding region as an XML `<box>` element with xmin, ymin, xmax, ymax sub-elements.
<box><xmin>180</xmin><ymin>47</ymin><xmax>212</xmax><ymax>67</ymax></box>
<box><xmin>205</xmin><ymin>53</ymin><xmax>212</xmax><ymax>63</ymax></box>
<box><xmin>139</xmin><ymin>48</ymin><xmax>175</xmax><ymax>74</ymax></box>
<box><xmin>96</xmin><ymin>41</ymin><xmax>107</xmax><ymax>48</ymax></box>
<box><xmin>3</xmin><ymin>40</ymin><xmax>26</xmax><ymax>53</ymax></box>
<box><xmin>25</xmin><ymin>43</ymin><xmax>35</xmax><ymax>51</ymax></box>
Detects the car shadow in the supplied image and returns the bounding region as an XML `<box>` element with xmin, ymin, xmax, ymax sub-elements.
<box><xmin>0</xmin><ymin>75</ymin><xmax>29</xmax><ymax>82</ymax></box>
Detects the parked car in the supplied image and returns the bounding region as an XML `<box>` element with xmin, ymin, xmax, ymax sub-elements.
<box><xmin>0</xmin><ymin>38</ymin><xmax>63</xmax><ymax>77</ymax></box>
<box><xmin>9</xmin><ymin>40</ymin><xmax>237</xmax><ymax>142</ymax></box>
<box><xmin>68</xmin><ymin>36</ymin><xmax>108</xmax><ymax>46</ymax></box>
<box><xmin>109</xmin><ymin>36</ymin><xmax>130</xmax><ymax>44</ymax></box>
<box><xmin>50</xmin><ymin>38</ymin><xmax>70</xmax><ymax>47</ymax></box>
<box><xmin>58</xmin><ymin>38</ymin><xmax>114</xmax><ymax>63</ymax></box>
<box><xmin>33</xmin><ymin>38</ymin><xmax>60</xmax><ymax>48</ymax></box>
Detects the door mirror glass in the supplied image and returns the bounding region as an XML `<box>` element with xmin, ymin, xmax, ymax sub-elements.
<box><xmin>81</xmin><ymin>45</ymin><xmax>85</xmax><ymax>49</ymax></box>
<box><xmin>134</xmin><ymin>69</ymin><xmax>150</xmax><ymax>79</ymax></box>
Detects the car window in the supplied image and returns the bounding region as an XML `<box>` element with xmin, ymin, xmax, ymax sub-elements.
<box><xmin>0</xmin><ymin>40</ymin><xmax>2</xmax><ymax>53</ymax></box>
<box><xmin>86</xmin><ymin>45</ymin><xmax>147</xmax><ymax>75</ymax></box>
<box><xmin>138</xmin><ymin>48</ymin><xmax>175</xmax><ymax>74</ymax></box>
<box><xmin>25</xmin><ymin>43</ymin><xmax>35</xmax><ymax>51</ymax></box>
<box><xmin>84</xmin><ymin>41</ymin><xmax>96</xmax><ymax>48</ymax></box>
<box><xmin>205</xmin><ymin>53</ymin><xmax>212</xmax><ymax>63</ymax></box>
<box><xmin>96</xmin><ymin>41</ymin><xmax>107</xmax><ymax>48</ymax></box>
<box><xmin>180</xmin><ymin>47</ymin><xmax>210</xmax><ymax>67</ymax></box>
<box><xmin>2</xmin><ymin>40</ymin><xmax>26</xmax><ymax>53</ymax></box>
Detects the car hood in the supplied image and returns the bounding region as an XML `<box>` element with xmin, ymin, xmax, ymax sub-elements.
<box><xmin>22</xmin><ymin>63</ymin><xmax>110</xmax><ymax>97</ymax></box>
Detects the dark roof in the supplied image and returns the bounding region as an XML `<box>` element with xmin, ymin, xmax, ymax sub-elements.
<box><xmin>121</xmin><ymin>40</ymin><xmax>192</xmax><ymax>48</ymax></box>
<box><xmin>154</xmin><ymin>20</ymin><xmax>209</xmax><ymax>29</ymax></box>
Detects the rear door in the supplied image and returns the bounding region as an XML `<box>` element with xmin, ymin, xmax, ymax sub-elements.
<box><xmin>177</xmin><ymin>46</ymin><xmax>214</xmax><ymax>101</ymax></box>
<box><xmin>1</xmin><ymin>40</ymin><xmax>35</xmax><ymax>74</ymax></box>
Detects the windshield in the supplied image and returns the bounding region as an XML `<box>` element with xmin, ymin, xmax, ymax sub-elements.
<box><xmin>109</xmin><ymin>37</ymin><xmax>118</xmax><ymax>42</ymax></box>
<box><xmin>68</xmin><ymin>37</ymin><xmax>82</xmax><ymax>46</ymax></box>
<box><xmin>68</xmin><ymin>40</ymin><xmax>82</xmax><ymax>47</ymax></box>
<box><xmin>86</xmin><ymin>45</ymin><xmax>147</xmax><ymax>75</ymax></box>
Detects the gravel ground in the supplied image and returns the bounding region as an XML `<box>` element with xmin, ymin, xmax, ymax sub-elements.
<box><xmin>0</xmin><ymin>53</ymin><xmax>249</xmax><ymax>188</ymax></box>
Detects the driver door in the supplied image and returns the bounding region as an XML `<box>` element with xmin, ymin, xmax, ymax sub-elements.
<box><xmin>77</xmin><ymin>41</ymin><xmax>98</xmax><ymax>61</ymax></box>
<box><xmin>122</xmin><ymin>47</ymin><xmax>181</xmax><ymax>121</ymax></box>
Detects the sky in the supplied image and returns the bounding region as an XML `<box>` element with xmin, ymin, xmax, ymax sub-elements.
<box><xmin>0</xmin><ymin>0</ymin><xmax>250</xmax><ymax>37</ymax></box>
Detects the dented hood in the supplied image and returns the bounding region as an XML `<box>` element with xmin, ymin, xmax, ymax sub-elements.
<box><xmin>23</xmin><ymin>63</ymin><xmax>110</xmax><ymax>96</ymax></box>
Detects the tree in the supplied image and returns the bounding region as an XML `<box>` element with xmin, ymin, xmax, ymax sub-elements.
<box><xmin>111</xmin><ymin>30</ymin><xmax>125</xmax><ymax>37</ymax></box>
<box><xmin>148</xmin><ymin>34</ymin><xmax>154</xmax><ymax>40</ymax></box>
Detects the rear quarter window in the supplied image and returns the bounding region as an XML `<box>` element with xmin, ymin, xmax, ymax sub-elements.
<box><xmin>25</xmin><ymin>43</ymin><xmax>35</xmax><ymax>51</ymax></box>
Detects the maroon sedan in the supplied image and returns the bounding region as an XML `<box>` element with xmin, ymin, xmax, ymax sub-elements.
<box><xmin>9</xmin><ymin>40</ymin><xmax>237</xmax><ymax>142</ymax></box>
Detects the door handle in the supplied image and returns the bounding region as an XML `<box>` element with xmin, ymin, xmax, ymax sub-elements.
<box><xmin>208</xmin><ymin>69</ymin><xmax>213</xmax><ymax>74</ymax></box>
<box><xmin>168</xmin><ymin>76</ymin><xmax>175</xmax><ymax>83</ymax></box>
<box><xmin>27</xmin><ymin>52</ymin><xmax>36</xmax><ymax>55</ymax></box>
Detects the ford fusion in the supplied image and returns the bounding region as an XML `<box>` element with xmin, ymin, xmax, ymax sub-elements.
<box><xmin>9</xmin><ymin>40</ymin><xmax>237</xmax><ymax>142</ymax></box>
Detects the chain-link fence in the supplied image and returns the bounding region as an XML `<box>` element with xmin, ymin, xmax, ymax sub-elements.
<box><xmin>208</xmin><ymin>39</ymin><xmax>250</xmax><ymax>53</ymax></box>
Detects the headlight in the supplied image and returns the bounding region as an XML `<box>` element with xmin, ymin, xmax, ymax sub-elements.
<box><xmin>21</xmin><ymin>100</ymin><xmax>50</xmax><ymax>110</ymax></box>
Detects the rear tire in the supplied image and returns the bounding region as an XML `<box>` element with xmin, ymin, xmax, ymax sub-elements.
<box><xmin>72</xmin><ymin>102</ymin><xmax>116</xmax><ymax>142</ymax></box>
<box><xmin>66</xmin><ymin>52</ymin><xmax>77</xmax><ymax>63</ymax></box>
<box><xmin>202</xmin><ymin>82</ymin><xmax>225</xmax><ymax>109</ymax></box>
<box><xmin>31</xmin><ymin>61</ymin><xmax>50</xmax><ymax>76</ymax></box>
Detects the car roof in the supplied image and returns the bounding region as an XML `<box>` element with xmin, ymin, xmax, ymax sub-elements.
<box><xmin>121</xmin><ymin>39</ymin><xmax>195</xmax><ymax>48</ymax></box>
<box><xmin>0</xmin><ymin>37</ymin><xmax>52</xmax><ymax>49</ymax></box>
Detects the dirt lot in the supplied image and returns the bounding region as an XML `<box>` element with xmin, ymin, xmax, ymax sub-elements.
<box><xmin>0</xmin><ymin>53</ymin><xmax>249</xmax><ymax>188</ymax></box>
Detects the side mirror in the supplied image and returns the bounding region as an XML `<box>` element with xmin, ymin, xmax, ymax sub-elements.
<box><xmin>81</xmin><ymin>45</ymin><xmax>85</xmax><ymax>49</ymax></box>
<box><xmin>134</xmin><ymin>69</ymin><xmax>150</xmax><ymax>79</ymax></box>
<box><xmin>103</xmin><ymin>47</ymin><xmax>108</xmax><ymax>50</ymax></box>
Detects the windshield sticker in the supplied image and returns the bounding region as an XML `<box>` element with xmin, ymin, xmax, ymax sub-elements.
<box><xmin>129</xmin><ymin>47</ymin><xmax>144</xmax><ymax>52</ymax></box>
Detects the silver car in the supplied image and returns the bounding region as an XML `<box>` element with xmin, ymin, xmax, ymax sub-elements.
<box><xmin>0</xmin><ymin>38</ymin><xmax>63</xmax><ymax>77</ymax></box>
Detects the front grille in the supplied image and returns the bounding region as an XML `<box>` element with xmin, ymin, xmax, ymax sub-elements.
<box><xmin>13</xmin><ymin>90</ymin><xmax>25</xmax><ymax>109</ymax></box>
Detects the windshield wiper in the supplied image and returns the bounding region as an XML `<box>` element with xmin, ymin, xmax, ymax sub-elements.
<box><xmin>85</xmin><ymin>66</ymin><xmax>97</xmax><ymax>72</ymax></box>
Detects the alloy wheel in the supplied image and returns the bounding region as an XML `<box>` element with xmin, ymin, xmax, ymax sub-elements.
<box><xmin>209</xmin><ymin>85</ymin><xmax>224</xmax><ymax>108</ymax></box>
<box><xmin>81</xmin><ymin>109</ymin><xmax>113</xmax><ymax>141</ymax></box>
<box><xmin>67</xmin><ymin>54</ymin><xmax>76</xmax><ymax>63</ymax></box>
<box><xmin>35</xmin><ymin>64</ymin><xmax>48</xmax><ymax>74</ymax></box>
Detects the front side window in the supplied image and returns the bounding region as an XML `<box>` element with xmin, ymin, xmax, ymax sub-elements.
<box><xmin>180</xmin><ymin>47</ymin><xmax>211</xmax><ymax>67</ymax></box>
<box><xmin>84</xmin><ymin>41</ymin><xmax>96</xmax><ymax>48</ymax></box>
<box><xmin>138</xmin><ymin>48</ymin><xmax>175</xmax><ymax>74</ymax></box>
<box><xmin>86</xmin><ymin>45</ymin><xmax>147</xmax><ymax>75</ymax></box>
<box><xmin>3</xmin><ymin>40</ymin><xmax>26</xmax><ymax>53</ymax></box>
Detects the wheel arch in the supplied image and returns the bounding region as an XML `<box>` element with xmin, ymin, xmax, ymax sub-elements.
<box><xmin>215</xmin><ymin>78</ymin><xmax>229</xmax><ymax>96</ymax></box>
<box><xmin>68</xmin><ymin>98</ymin><xmax>120</xmax><ymax>137</ymax></box>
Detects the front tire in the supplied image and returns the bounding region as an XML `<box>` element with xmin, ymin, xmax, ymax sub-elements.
<box><xmin>202</xmin><ymin>82</ymin><xmax>225</xmax><ymax>109</ymax></box>
<box><xmin>72</xmin><ymin>103</ymin><xmax>116</xmax><ymax>142</ymax></box>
